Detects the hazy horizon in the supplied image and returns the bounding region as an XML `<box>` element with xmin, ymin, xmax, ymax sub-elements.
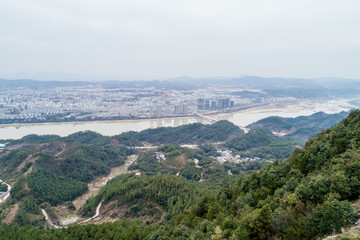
<box><xmin>0</xmin><ymin>73</ymin><xmax>359</xmax><ymax>83</ymax></box>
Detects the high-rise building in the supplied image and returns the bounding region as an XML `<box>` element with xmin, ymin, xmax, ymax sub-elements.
<box><xmin>211</xmin><ymin>101</ymin><xmax>217</xmax><ymax>109</ymax></box>
<box><xmin>217</xmin><ymin>99</ymin><xmax>224</xmax><ymax>109</ymax></box>
<box><xmin>224</xmin><ymin>98</ymin><xmax>230</xmax><ymax>108</ymax></box>
<box><xmin>197</xmin><ymin>98</ymin><xmax>233</xmax><ymax>110</ymax></box>
<box><xmin>197</xmin><ymin>99</ymin><xmax>205</xmax><ymax>110</ymax></box>
<box><xmin>205</xmin><ymin>100</ymin><xmax>210</xmax><ymax>109</ymax></box>
<box><xmin>175</xmin><ymin>104</ymin><xmax>189</xmax><ymax>114</ymax></box>
<box><xmin>182</xmin><ymin>104</ymin><xmax>189</xmax><ymax>114</ymax></box>
<box><xmin>230</xmin><ymin>101</ymin><xmax>234</xmax><ymax>108</ymax></box>
<box><xmin>155</xmin><ymin>106</ymin><xmax>163</xmax><ymax>117</ymax></box>
<box><xmin>174</xmin><ymin>105</ymin><xmax>181</xmax><ymax>114</ymax></box>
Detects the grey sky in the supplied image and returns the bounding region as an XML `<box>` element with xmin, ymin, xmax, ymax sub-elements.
<box><xmin>1</xmin><ymin>0</ymin><xmax>359</xmax><ymax>80</ymax></box>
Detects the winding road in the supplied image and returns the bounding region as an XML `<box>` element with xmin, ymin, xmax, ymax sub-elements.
<box><xmin>41</xmin><ymin>209</ymin><xmax>60</xmax><ymax>229</ymax></box>
<box><xmin>79</xmin><ymin>202</ymin><xmax>103</xmax><ymax>224</ymax></box>
<box><xmin>41</xmin><ymin>201</ymin><xmax>103</xmax><ymax>228</ymax></box>
<box><xmin>4</xmin><ymin>154</ymin><xmax>137</xmax><ymax>228</ymax></box>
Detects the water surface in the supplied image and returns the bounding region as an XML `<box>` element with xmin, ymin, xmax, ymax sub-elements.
<box><xmin>0</xmin><ymin>98</ymin><xmax>356</xmax><ymax>140</ymax></box>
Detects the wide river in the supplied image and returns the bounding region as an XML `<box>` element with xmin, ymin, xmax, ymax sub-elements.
<box><xmin>0</xmin><ymin>98</ymin><xmax>357</xmax><ymax>140</ymax></box>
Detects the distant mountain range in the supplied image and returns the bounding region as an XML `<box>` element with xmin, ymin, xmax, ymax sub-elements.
<box><xmin>0</xmin><ymin>79</ymin><xmax>194</xmax><ymax>90</ymax></box>
<box><xmin>1</xmin><ymin>75</ymin><xmax>360</xmax><ymax>90</ymax></box>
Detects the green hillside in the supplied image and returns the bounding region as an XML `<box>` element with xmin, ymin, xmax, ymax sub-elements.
<box><xmin>0</xmin><ymin>132</ymin><xmax>134</xmax><ymax>226</ymax></box>
<box><xmin>115</xmin><ymin>120</ymin><xmax>243</xmax><ymax>146</ymax></box>
<box><xmin>0</xmin><ymin>123</ymin><xmax>251</xmax><ymax>229</ymax></box>
<box><xmin>128</xmin><ymin>144</ymin><xmax>265</xmax><ymax>188</ymax></box>
<box><xmin>2</xmin><ymin>110</ymin><xmax>360</xmax><ymax>239</ymax></box>
<box><xmin>225</xmin><ymin>128</ymin><xmax>302</xmax><ymax>160</ymax></box>
<box><xmin>81</xmin><ymin>174</ymin><xmax>210</xmax><ymax>221</ymax></box>
<box><xmin>247</xmin><ymin>111</ymin><xmax>349</xmax><ymax>141</ymax></box>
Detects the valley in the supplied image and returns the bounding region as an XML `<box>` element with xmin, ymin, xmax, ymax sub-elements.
<box><xmin>45</xmin><ymin>155</ymin><xmax>140</xmax><ymax>228</ymax></box>
<box><xmin>0</xmin><ymin>110</ymin><xmax>359</xmax><ymax>239</ymax></box>
<box><xmin>72</xmin><ymin>154</ymin><xmax>138</xmax><ymax>211</ymax></box>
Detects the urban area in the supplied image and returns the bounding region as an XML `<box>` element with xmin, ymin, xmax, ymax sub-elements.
<box><xmin>0</xmin><ymin>85</ymin><xmax>290</xmax><ymax>123</ymax></box>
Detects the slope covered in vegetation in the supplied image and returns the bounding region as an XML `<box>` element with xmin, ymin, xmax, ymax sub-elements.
<box><xmin>247</xmin><ymin>111</ymin><xmax>349</xmax><ymax>141</ymax></box>
<box><xmin>2</xmin><ymin>110</ymin><xmax>360</xmax><ymax>239</ymax></box>
<box><xmin>0</xmin><ymin>132</ymin><xmax>134</xmax><ymax>226</ymax></box>
<box><xmin>173</xmin><ymin>109</ymin><xmax>360</xmax><ymax>239</ymax></box>
<box><xmin>114</xmin><ymin>120</ymin><xmax>243</xmax><ymax>146</ymax></box>
<box><xmin>0</xmin><ymin>123</ymin><xmax>250</xmax><ymax>228</ymax></box>
<box><xmin>225</xmin><ymin>128</ymin><xmax>302</xmax><ymax>160</ymax></box>
<box><xmin>81</xmin><ymin>174</ymin><xmax>210</xmax><ymax>222</ymax></box>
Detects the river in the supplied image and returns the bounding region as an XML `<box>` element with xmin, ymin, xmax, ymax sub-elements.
<box><xmin>0</xmin><ymin>98</ymin><xmax>357</xmax><ymax>140</ymax></box>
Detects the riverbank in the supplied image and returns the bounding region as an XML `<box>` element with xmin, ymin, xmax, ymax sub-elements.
<box><xmin>0</xmin><ymin>98</ymin><xmax>356</xmax><ymax>140</ymax></box>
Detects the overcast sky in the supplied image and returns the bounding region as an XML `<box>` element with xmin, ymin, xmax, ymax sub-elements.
<box><xmin>0</xmin><ymin>0</ymin><xmax>359</xmax><ymax>80</ymax></box>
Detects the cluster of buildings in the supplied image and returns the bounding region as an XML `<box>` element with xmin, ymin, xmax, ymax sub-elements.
<box><xmin>149</xmin><ymin>103</ymin><xmax>189</xmax><ymax>117</ymax></box>
<box><xmin>212</xmin><ymin>149</ymin><xmax>261</xmax><ymax>164</ymax></box>
<box><xmin>197</xmin><ymin>98</ymin><xmax>234</xmax><ymax>110</ymax></box>
<box><xmin>0</xmin><ymin>87</ymin><xmax>196</xmax><ymax>122</ymax></box>
<box><xmin>155</xmin><ymin>152</ymin><xmax>166</xmax><ymax>162</ymax></box>
<box><xmin>0</xmin><ymin>85</ymin><xmax>276</xmax><ymax>123</ymax></box>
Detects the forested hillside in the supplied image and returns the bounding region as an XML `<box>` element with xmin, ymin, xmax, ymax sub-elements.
<box><xmin>0</xmin><ymin>121</ymin><xmax>256</xmax><ymax>230</ymax></box>
<box><xmin>247</xmin><ymin>111</ymin><xmax>349</xmax><ymax>141</ymax></box>
<box><xmin>2</xmin><ymin>110</ymin><xmax>360</xmax><ymax>239</ymax></box>
<box><xmin>226</xmin><ymin>128</ymin><xmax>302</xmax><ymax>160</ymax></box>
<box><xmin>172</xmin><ymin>109</ymin><xmax>360</xmax><ymax>239</ymax></box>
<box><xmin>81</xmin><ymin>174</ymin><xmax>210</xmax><ymax>222</ymax></box>
<box><xmin>114</xmin><ymin>120</ymin><xmax>243</xmax><ymax>146</ymax></box>
<box><xmin>0</xmin><ymin>132</ymin><xmax>134</xmax><ymax>226</ymax></box>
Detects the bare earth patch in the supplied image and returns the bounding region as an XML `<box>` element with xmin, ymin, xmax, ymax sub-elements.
<box><xmin>54</xmin><ymin>142</ymin><xmax>67</xmax><ymax>157</ymax></box>
<box><xmin>4</xmin><ymin>143</ymin><xmax>30</xmax><ymax>150</ymax></box>
<box><xmin>162</xmin><ymin>154</ymin><xmax>188</xmax><ymax>170</ymax></box>
<box><xmin>97</xmin><ymin>200</ymin><xmax>166</xmax><ymax>225</ymax></box>
<box><xmin>72</xmin><ymin>155</ymin><xmax>138</xmax><ymax>211</ymax></box>
<box><xmin>16</xmin><ymin>154</ymin><xmax>37</xmax><ymax>172</ymax></box>
<box><xmin>0</xmin><ymin>151</ymin><xmax>10</xmax><ymax>160</ymax></box>
<box><xmin>2</xmin><ymin>203</ymin><xmax>19</xmax><ymax>224</ymax></box>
